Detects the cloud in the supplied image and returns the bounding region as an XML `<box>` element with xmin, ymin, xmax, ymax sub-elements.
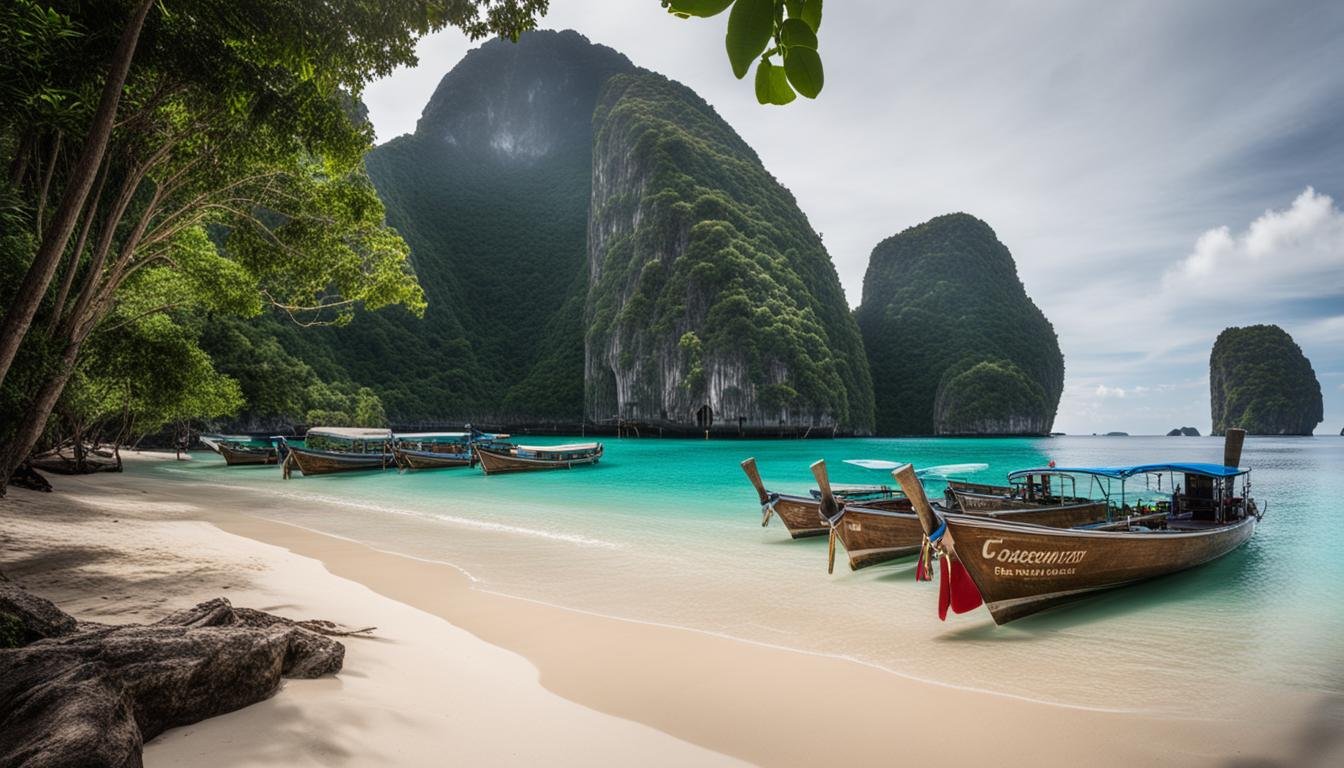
<box><xmin>1162</xmin><ymin>188</ymin><xmax>1344</xmax><ymax>301</ymax></box>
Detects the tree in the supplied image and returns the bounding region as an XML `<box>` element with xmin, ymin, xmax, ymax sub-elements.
<box><xmin>662</xmin><ymin>0</ymin><xmax>825</xmax><ymax>104</ymax></box>
<box><xmin>0</xmin><ymin>1</ymin><xmax>552</xmax><ymax>491</ymax></box>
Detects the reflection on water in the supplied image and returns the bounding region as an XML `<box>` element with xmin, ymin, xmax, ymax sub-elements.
<box><xmin>150</xmin><ymin>435</ymin><xmax>1344</xmax><ymax>712</ymax></box>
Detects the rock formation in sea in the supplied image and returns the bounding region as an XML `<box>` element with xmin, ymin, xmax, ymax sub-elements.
<box><xmin>584</xmin><ymin>72</ymin><xmax>875</xmax><ymax>435</ymax></box>
<box><xmin>855</xmin><ymin>214</ymin><xmax>1064</xmax><ymax>435</ymax></box>
<box><xmin>1166</xmin><ymin>426</ymin><xmax>1201</xmax><ymax>436</ymax></box>
<box><xmin>1210</xmin><ymin>324</ymin><xmax>1323</xmax><ymax>435</ymax></box>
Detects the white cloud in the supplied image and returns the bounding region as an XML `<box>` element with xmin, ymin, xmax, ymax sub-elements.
<box><xmin>1162</xmin><ymin>188</ymin><xmax>1344</xmax><ymax>300</ymax></box>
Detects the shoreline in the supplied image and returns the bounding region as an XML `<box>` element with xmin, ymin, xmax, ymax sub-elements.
<box><xmin>3</xmin><ymin>454</ymin><xmax>1338</xmax><ymax>766</ymax></box>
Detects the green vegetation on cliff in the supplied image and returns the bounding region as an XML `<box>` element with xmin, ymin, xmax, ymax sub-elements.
<box><xmin>855</xmin><ymin>214</ymin><xmax>1063</xmax><ymax>435</ymax></box>
<box><xmin>585</xmin><ymin>71</ymin><xmax>873</xmax><ymax>433</ymax></box>
<box><xmin>1210</xmin><ymin>324</ymin><xmax>1322</xmax><ymax>435</ymax></box>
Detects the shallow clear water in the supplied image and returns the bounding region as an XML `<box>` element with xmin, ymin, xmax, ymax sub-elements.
<box><xmin>145</xmin><ymin>435</ymin><xmax>1344</xmax><ymax>712</ymax></box>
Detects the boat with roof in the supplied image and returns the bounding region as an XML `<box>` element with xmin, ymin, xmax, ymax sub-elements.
<box><xmin>891</xmin><ymin>428</ymin><xmax>1262</xmax><ymax>624</ymax></box>
<box><xmin>217</xmin><ymin>436</ymin><xmax>284</xmax><ymax>467</ymax></box>
<box><xmin>473</xmin><ymin>441</ymin><xmax>603</xmax><ymax>475</ymax></box>
<box><xmin>391</xmin><ymin>428</ymin><xmax>510</xmax><ymax>470</ymax></box>
<box><xmin>280</xmin><ymin>427</ymin><xmax>394</xmax><ymax>477</ymax></box>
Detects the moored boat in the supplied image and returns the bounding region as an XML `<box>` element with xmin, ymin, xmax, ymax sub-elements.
<box><xmin>392</xmin><ymin>429</ymin><xmax>510</xmax><ymax>471</ymax></box>
<box><xmin>218</xmin><ymin>439</ymin><xmax>280</xmax><ymax>466</ymax></box>
<box><xmin>892</xmin><ymin>428</ymin><xmax>1261</xmax><ymax>624</ymax></box>
<box><xmin>281</xmin><ymin>427</ymin><xmax>394</xmax><ymax>478</ymax></box>
<box><xmin>741</xmin><ymin>458</ymin><xmax>911</xmax><ymax>539</ymax></box>
<box><xmin>474</xmin><ymin>442</ymin><xmax>603</xmax><ymax>475</ymax></box>
<box><xmin>948</xmin><ymin>471</ymin><xmax>1091</xmax><ymax>512</ymax></box>
<box><xmin>810</xmin><ymin>461</ymin><xmax>1109</xmax><ymax>573</ymax></box>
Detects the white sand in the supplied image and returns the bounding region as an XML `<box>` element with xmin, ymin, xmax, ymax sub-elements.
<box><xmin>3</xmin><ymin>456</ymin><xmax>1340</xmax><ymax>767</ymax></box>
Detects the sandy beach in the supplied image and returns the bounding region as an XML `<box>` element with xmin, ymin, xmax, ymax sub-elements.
<box><xmin>2</xmin><ymin>453</ymin><xmax>1340</xmax><ymax>767</ymax></box>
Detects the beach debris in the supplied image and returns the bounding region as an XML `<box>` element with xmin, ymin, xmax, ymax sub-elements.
<box><xmin>7</xmin><ymin>464</ymin><xmax>52</xmax><ymax>493</ymax></box>
<box><xmin>0</xmin><ymin>588</ymin><xmax>349</xmax><ymax>767</ymax></box>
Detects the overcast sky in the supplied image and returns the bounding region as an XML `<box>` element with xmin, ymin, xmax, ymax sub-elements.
<box><xmin>362</xmin><ymin>1</ymin><xmax>1344</xmax><ymax>436</ymax></box>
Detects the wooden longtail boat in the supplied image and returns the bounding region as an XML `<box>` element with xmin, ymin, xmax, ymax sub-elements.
<box><xmin>200</xmin><ymin>434</ymin><xmax>253</xmax><ymax>455</ymax></box>
<box><xmin>280</xmin><ymin>427</ymin><xmax>394</xmax><ymax>478</ymax></box>
<box><xmin>391</xmin><ymin>430</ymin><xmax>511</xmax><ymax>471</ymax></box>
<box><xmin>893</xmin><ymin>429</ymin><xmax>1261</xmax><ymax>624</ymax></box>
<box><xmin>218</xmin><ymin>440</ymin><xmax>279</xmax><ymax>466</ymax></box>
<box><xmin>474</xmin><ymin>442</ymin><xmax>603</xmax><ymax>475</ymax></box>
<box><xmin>810</xmin><ymin>461</ymin><xmax>1109</xmax><ymax>573</ymax></box>
<box><xmin>741</xmin><ymin>458</ymin><xmax>909</xmax><ymax>539</ymax></box>
<box><xmin>948</xmin><ymin>471</ymin><xmax>1093</xmax><ymax>512</ymax></box>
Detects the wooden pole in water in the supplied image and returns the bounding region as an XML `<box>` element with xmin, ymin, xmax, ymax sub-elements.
<box><xmin>810</xmin><ymin>459</ymin><xmax>840</xmax><ymax>574</ymax></box>
<box><xmin>892</xmin><ymin>464</ymin><xmax>940</xmax><ymax>537</ymax></box>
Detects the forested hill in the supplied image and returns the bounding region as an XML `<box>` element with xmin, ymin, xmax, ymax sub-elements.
<box><xmin>855</xmin><ymin>214</ymin><xmax>1064</xmax><ymax>435</ymax></box>
<box><xmin>1210</xmin><ymin>324</ymin><xmax>1322</xmax><ymax>435</ymax></box>
<box><xmin>585</xmin><ymin>73</ymin><xmax>874</xmax><ymax>434</ymax></box>
<box><xmin>203</xmin><ymin>31</ymin><xmax>636</xmax><ymax>428</ymax></box>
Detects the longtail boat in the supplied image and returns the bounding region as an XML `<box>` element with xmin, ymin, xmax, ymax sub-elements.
<box><xmin>810</xmin><ymin>461</ymin><xmax>1109</xmax><ymax>572</ymax></box>
<box><xmin>280</xmin><ymin>427</ymin><xmax>393</xmax><ymax>478</ymax></box>
<box><xmin>892</xmin><ymin>429</ymin><xmax>1261</xmax><ymax>624</ymax></box>
<box><xmin>218</xmin><ymin>438</ymin><xmax>281</xmax><ymax>466</ymax></box>
<box><xmin>200</xmin><ymin>434</ymin><xmax>253</xmax><ymax>454</ymax></box>
<box><xmin>474</xmin><ymin>442</ymin><xmax>603</xmax><ymax>475</ymax></box>
<box><xmin>392</xmin><ymin>429</ymin><xmax>510</xmax><ymax>471</ymax></box>
<box><xmin>947</xmin><ymin>472</ymin><xmax>1092</xmax><ymax>512</ymax></box>
<box><xmin>741</xmin><ymin>458</ymin><xmax>909</xmax><ymax>539</ymax></box>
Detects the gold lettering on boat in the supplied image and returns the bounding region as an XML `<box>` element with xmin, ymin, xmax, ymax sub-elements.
<box><xmin>846</xmin><ymin>522</ymin><xmax>862</xmax><ymax>532</ymax></box>
<box><xmin>981</xmin><ymin>538</ymin><xmax>1087</xmax><ymax>567</ymax></box>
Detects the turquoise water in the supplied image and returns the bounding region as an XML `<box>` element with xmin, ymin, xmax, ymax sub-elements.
<box><xmin>146</xmin><ymin>435</ymin><xmax>1344</xmax><ymax>713</ymax></box>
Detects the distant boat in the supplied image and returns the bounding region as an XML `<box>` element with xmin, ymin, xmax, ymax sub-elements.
<box><xmin>199</xmin><ymin>434</ymin><xmax>252</xmax><ymax>454</ymax></box>
<box><xmin>892</xmin><ymin>428</ymin><xmax>1262</xmax><ymax>624</ymax></box>
<box><xmin>218</xmin><ymin>437</ymin><xmax>282</xmax><ymax>467</ymax></box>
<box><xmin>391</xmin><ymin>429</ymin><xmax>510</xmax><ymax>471</ymax></box>
<box><xmin>740</xmin><ymin>458</ymin><xmax>908</xmax><ymax>539</ymax></box>
<box><xmin>811</xmin><ymin>461</ymin><xmax>1109</xmax><ymax>573</ymax></box>
<box><xmin>281</xmin><ymin>428</ymin><xmax>394</xmax><ymax>477</ymax></box>
<box><xmin>474</xmin><ymin>442</ymin><xmax>603</xmax><ymax>475</ymax></box>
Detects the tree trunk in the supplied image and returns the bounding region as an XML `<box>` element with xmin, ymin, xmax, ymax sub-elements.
<box><xmin>0</xmin><ymin>340</ymin><xmax>81</xmax><ymax>495</ymax></box>
<box><xmin>0</xmin><ymin>0</ymin><xmax>155</xmax><ymax>390</ymax></box>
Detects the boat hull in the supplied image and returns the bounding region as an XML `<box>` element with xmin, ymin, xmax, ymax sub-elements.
<box><xmin>766</xmin><ymin>494</ymin><xmax>831</xmax><ymax>539</ymax></box>
<box><xmin>286</xmin><ymin>446</ymin><xmax>391</xmax><ymax>476</ymax></box>
<box><xmin>833</xmin><ymin>501</ymin><xmax>1108</xmax><ymax>571</ymax></box>
<box><xmin>393</xmin><ymin>447</ymin><xmax>473</xmax><ymax>470</ymax></box>
<box><xmin>945</xmin><ymin>514</ymin><xmax>1257</xmax><ymax>624</ymax></box>
<box><xmin>219</xmin><ymin>444</ymin><xmax>278</xmax><ymax>466</ymax></box>
<box><xmin>474</xmin><ymin>446</ymin><xmax>601</xmax><ymax>475</ymax></box>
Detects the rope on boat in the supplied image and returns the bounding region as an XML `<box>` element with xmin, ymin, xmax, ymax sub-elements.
<box><xmin>760</xmin><ymin>492</ymin><xmax>780</xmax><ymax>527</ymax></box>
<box><xmin>915</xmin><ymin>518</ymin><xmax>947</xmax><ymax>582</ymax></box>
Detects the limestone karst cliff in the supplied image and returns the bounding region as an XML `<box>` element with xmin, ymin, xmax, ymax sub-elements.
<box><xmin>584</xmin><ymin>72</ymin><xmax>874</xmax><ymax>435</ymax></box>
<box><xmin>1210</xmin><ymin>324</ymin><xmax>1322</xmax><ymax>435</ymax></box>
<box><xmin>855</xmin><ymin>214</ymin><xmax>1064</xmax><ymax>435</ymax></box>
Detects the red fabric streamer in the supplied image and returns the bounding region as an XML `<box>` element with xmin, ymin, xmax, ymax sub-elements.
<box><xmin>948</xmin><ymin>559</ymin><xmax>984</xmax><ymax>614</ymax></box>
<box><xmin>938</xmin><ymin>556</ymin><xmax>951</xmax><ymax>620</ymax></box>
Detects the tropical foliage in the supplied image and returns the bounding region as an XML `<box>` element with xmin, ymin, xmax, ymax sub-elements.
<box><xmin>855</xmin><ymin>213</ymin><xmax>1064</xmax><ymax>435</ymax></box>
<box><xmin>1210</xmin><ymin>324</ymin><xmax>1322</xmax><ymax>436</ymax></box>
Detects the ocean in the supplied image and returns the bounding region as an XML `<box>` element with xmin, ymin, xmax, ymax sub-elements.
<box><xmin>146</xmin><ymin>435</ymin><xmax>1344</xmax><ymax>713</ymax></box>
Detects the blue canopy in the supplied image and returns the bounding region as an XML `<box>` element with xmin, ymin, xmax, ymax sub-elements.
<box><xmin>1007</xmin><ymin>463</ymin><xmax>1247</xmax><ymax>482</ymax></box>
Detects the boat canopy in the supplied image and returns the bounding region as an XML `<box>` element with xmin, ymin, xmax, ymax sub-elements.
<box><xmin>516</xmin><ymin>443</ymin><xmax>599</xmax><ymax>452</ymax></box>
<box><xmin>1008</xmin><ymin>463</ymin><xmax>1248</xmax><ymax>482</ymax></box>
<box><xmin>395</xmin><ymin>432</ymin><xmax>469</xmax><ymax>440</ymax></box>
<box><xmin>306</xmin><ymin>427</ymin><xmax>393</xmax><ymax>440</ymax></box>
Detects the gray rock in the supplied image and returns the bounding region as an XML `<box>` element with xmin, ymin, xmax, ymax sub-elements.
<box><xmin>0</xmin><ymin>592</ymin><xmax>347</xmax><ymax>767</ymax></box>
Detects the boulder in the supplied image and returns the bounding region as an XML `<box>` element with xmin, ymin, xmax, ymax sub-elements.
<box><xmin>0</xmin><ymin>588</ymin><xmax>352</xmax><ymax>768</ymax></box>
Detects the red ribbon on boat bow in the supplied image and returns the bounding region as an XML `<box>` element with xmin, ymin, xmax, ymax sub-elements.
<box><xmin>938</xmin><ymin>557</ymin><xmax>984</xmax><ymax>620</ymax></box>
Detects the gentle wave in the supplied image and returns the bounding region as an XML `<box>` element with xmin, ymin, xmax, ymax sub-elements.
<box><xmin>175</xmin><ymin>476</ymin><xmax>621</xmax><ymax>550</ymax></box>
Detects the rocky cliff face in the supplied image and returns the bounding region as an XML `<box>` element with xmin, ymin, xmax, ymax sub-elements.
<box><xmin>1210</xmin><ymin>324</ymin><xmax>1322</xmax><ymax>435</ymax></box>
<box><xmin>343</xmin><ymin>31</ymin><xmax>634</xmax><ymax>424</ymax></box>
<box><xmin>585</xmin><ymin>73</ymin><xmax>874</xmax><ymax>435</ymax></box>
<box><xmin>855</xmin><ymin>214</ymin><xmax>1064</xmax><ymax>435</ymax></box>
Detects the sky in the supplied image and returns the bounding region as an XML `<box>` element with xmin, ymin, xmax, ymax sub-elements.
<box><xmin>362</xmin><ymin>1</ymin><xmax>1344</xmax><ymax>436</ymax></box>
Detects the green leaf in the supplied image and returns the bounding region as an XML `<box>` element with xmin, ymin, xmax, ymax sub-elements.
<box><xmin>784</xmin><ymin>46</ymin><xmax>824</xmax><ymax>98</ymax></box>
<box><xmin>666</xmin><ymin>0</ymin><xmax>735</xmax><ymax>17</ymax></box>
<box><xmin>779</xmin><ymin>18</ymin><xmax>817</xmax><ymax>49</ymax></box>
<box><xmin>754</xmin><ymin>58</ymin><xmax>797</xmax><ymax>105</ymax></box>
<box><xmin>800</xmin><ymin>0</ymin><xmax>823</xmax><ymax>31</ymax></box>
<box><xmin>785</xmin><ymin>1</ymin><xmax>803</xmax><ymax>18</ymax></box>
<box><xmin>726</xmin><ymin>0</ymin><xmax>774</xmax><ymax>79</ymax></box>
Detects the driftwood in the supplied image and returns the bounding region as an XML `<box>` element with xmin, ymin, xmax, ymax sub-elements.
<box><xmin>0</xmin><ymin>582</ymin><xmax>354</xmax><ymax>768</ymax></box>
<box><xmin>7</xmin><ymin>464</ymin><xmax>53</xmax><ymax>493</ymax></box>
